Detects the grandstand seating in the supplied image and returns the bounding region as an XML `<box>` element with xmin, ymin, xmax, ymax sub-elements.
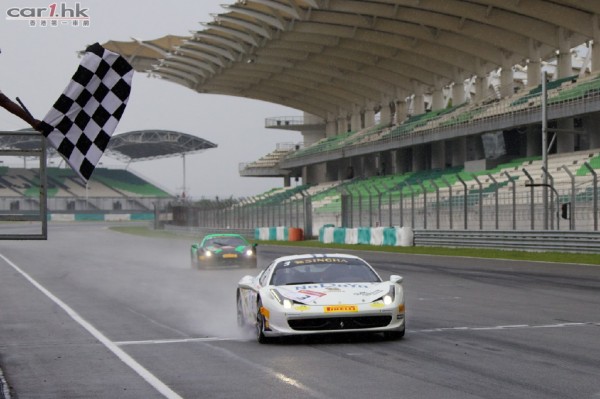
<box><xmin>281</xmin><ymin>73</ymin><xmax>600</xmax><ymax>163</ymax></box>
<box><xmin>241</xmin><ymin>145</ymin><xmax>296</xmax><ymax>171</ymax></box>
<box><xmin>245</xmin><ymin>149</ymin><xmax>600</xmax><ymax>219</ymax></box>
<box><xmin>0</xmin><ymin>167</ymin><xmax>173</xmax><ymax>212</ymax></box>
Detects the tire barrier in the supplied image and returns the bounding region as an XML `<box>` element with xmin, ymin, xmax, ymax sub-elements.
<box><xmin>319</xmin><ymin>226</ymin><xmax>414</xmax><ymax>247</ymax></box>
<box><xmin>255</xmin><ymin>227</ymin><xmax>304</xmax><ymax>241</ymax></box>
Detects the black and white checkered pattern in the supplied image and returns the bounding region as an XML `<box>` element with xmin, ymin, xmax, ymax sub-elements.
<box><xmin>40</xmin><ymin>43</ymin><xmax>133</xmax><ymax>181</ymax></box>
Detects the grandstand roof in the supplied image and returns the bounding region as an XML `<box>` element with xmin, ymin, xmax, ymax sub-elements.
<box><xmin>102</xmin><ymin>35</ymin><xmax>186</xmax><ymax>73</ymax></box>
<box><xmin>0</xmin><ymin>129</ymin><xmax>217</xmax><ymax>162</ymax></box>
<box><xmin>101</xmin><ymin>1</ymin><xmax>600</xmax><ymax>119</ymax></box>
<box><xmin>105</xmin><ymin>130</ymin><xmax>217</xmax><ymax>162</ymax></box>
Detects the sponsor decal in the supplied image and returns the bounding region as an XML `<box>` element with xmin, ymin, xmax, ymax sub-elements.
<box><xmin>324</xmin><ymin>305</ymin><xmax>358</xmax><ymax>313</ymax></box>
<box><xmin>354</xmin><ymin>289</ymin><xmax>385</xmax><ymax>296</ymax></box>
<box><xmin>293</xmin><ymin>305</ymin><xmax>310</xmax><ymax>311</ymax></box>
<box><xmin>298</xmin><ymin>289</ymin><xmax>326</xmax><ymax>297</ymax></box>
<box><xmin>295</xmin><ymin>282</ymin><xmax>371</xmax><ymax>290</ymax></box>
<box><xmin>370</xmin><ymin>303</ymin><xmax>385</xmax><ymax>308</ymax></box>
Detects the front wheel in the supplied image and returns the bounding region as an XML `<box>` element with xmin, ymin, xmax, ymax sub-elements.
<box><xmin>236</xmin><ymin>293</ymin><xmax>246</xmax><ymax>327</ymax></box>
<box><xmin>256</xmin><ymin>298</ymin><xmax>271</xmax><ymax>344</ymax></box>
<box><xmin>190</xmin><ymin>250</ymin><xmax>198</xmax><ymax>269</ymax></box>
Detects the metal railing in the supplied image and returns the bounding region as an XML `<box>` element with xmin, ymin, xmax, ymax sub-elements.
<box><xmin>413</xmin><ymin>230</ymin><xmax>600</xmax><ymax>254</ymax></box>
<box><xmin>162</xmin><ymin>162</ymin><xmax>600</xmax><ymax>254</ymax></box>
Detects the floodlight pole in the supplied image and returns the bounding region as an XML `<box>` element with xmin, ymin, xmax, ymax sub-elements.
<box><xmin>542</xmin><ymin>70</ymin><xmax>549</xmax><ymax>229</ymax></box>
<box><xmin>182</xmin><ymin>153</ymin><xmax>187</xmax><ymax>199</ymax></box>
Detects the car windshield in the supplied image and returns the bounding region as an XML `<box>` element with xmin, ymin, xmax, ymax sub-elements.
<box><xmin>204</xmin><ymin>236</ymin><xmax>246</xmax><ymax>247</ymax></box>
<box><xmin>270</xmin><ymin>257</ymin><xmax>380</xmax><ymax>285</ymax></box>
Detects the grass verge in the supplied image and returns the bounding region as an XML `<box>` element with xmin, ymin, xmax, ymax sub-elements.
<box><xmin>109</xmin><ymin>226</ymin><xmax>600</xmax><ymax>266</ymax></box>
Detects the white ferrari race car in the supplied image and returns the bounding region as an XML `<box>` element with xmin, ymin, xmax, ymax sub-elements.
<box><xmin>236</xmin><ymin>253</ymin><xmax>405</xmax><ymax>343</ymax></box>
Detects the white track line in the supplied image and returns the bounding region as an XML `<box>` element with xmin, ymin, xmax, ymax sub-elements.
<box><xmin>0</xmin><ymin>253</ymin><xmax>183</xmax><ymax>399</ymax></box>
<box><xmin>413</xmin><ymin>321</ymin><xmax>599</xmax><ymax>334</ymax></box>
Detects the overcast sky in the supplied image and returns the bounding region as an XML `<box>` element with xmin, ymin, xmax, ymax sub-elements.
<box><xmin>0</xmin><ymin>0</ymin><xmax>302</xmax><ymax>199</ymax></box>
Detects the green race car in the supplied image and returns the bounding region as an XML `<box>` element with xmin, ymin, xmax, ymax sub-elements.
<box><xmin>191</xmin><ymin>233</ymin><xmax>257</xmax><ymax>269</ymax></box>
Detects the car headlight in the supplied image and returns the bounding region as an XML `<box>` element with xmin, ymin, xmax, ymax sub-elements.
<box><xmin>378</xmin><ymin>285</ymin><xmax>395</xmax><ymax>305</ymax></box>
<box><xmin>204</xmin><ymin>250</ymin><xmax>212</xmax><ymax>257</ymax></box>
<box><xmin>270</xmin><ymin>289</ymin><xmax>294</xmax><ymax>309</ymax></box>
<box><xmin>245</xmin><ymin>249</ymin><xmax>254</xmax><ymax>256</ymax></box>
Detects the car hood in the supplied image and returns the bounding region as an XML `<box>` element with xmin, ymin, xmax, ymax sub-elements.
<box><xmin>274</xmin><ymin>282</ymin><xmax>390</xmax><ymax>305</ymax></box>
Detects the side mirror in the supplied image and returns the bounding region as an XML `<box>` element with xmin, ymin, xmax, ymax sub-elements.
<box><xmin>191</xmin><ymin>243</ymin><xmax>199</xmax><ymax>250</ymax></box>
<box><xmin>390</xmin><ymin>275</ymin><xmax>403</xmax><ymax>284</ymax></box>
<box><xmin>238</xmin><ymin>275</ymin><xmax>255</xmax><ymax>290</ymax></box>
<box><xmin>253</xmin><ymin>243</ymin><xmax>258</xmax><ymax>248</ymax></box>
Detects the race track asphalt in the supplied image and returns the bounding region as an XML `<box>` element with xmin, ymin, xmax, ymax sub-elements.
<box><xmin>1</xmin><ymin>223</ymin><xmax>599</xmax><ymax>399</ymax></box>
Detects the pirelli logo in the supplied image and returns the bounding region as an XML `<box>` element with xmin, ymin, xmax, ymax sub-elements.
<box><xmin>324</xmin><ymin>305</ymin><xmax>358</xmax><ymax>313</ymax></box>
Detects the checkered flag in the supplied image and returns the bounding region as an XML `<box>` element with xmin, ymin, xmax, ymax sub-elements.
<box><xmin>40</xmin><ymin>43</ymin><xmax>133</xmax><ymax>181</ymax></box>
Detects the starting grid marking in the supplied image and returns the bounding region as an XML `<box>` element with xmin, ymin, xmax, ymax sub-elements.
<box><xmin>114</xmin><ymin>321</ymin><xmax>600</xmax><ymax>346</ymax></box>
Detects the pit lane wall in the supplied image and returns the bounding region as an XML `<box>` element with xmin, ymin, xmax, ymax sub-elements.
<box><xmin>319</xmin><ymin>226</ymin><xmax>414</xmax><ymax>246</ymax></box>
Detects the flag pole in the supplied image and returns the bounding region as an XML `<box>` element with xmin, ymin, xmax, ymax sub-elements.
<box><xmin>15</xmin><ymin>97</ymin><xmax>34</xmax><ymax>119</ymax></box>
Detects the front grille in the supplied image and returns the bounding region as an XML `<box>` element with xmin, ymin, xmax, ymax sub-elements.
<box><xmin>288</xmin><ymin>316</ymin><xmax>392</xmax><ymax>331</ymax></box>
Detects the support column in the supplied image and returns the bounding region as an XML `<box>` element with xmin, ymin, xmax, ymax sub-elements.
<box><xmin>395</xmin><ymin>98</ymin><xmax>408</xmax><ymax>124</ymax></box>
<box><xmin>473</xmin><ymin>58</ymin><xmax>488</xmax><ymax>104</ymax></box>
<box><xmin>557</xmin><ymin>28</ymin><xmax>573</xmax><ymax>78</ymax></box>
<box><xmin>397</xmin><ymin>148</ymin><xmax>411</xmax><ymax>173</ymax></box>
<box><xmin>431</xmin><ymin>76</ymin><xmax>445</xmax><ymax>111</ymax></box>
<box><xmin>527</xmin><ymin>39</ymin><xmax>542</xmax><ymax>88</ymax></box>
<box><xmin>526</xmin><ymin>125</ymin><xmax>542</xmax><ymax>156</ymax></box>
<box><xmin>451</xmin><ymin>70</ymin><xmax>466</xmax><ymax>106</ymax></box>
<box><xmin>363</xmin><ymin>155</ymin><xmax>377</xmax><ymax>177</ymax></box>
<box><xmin>325</xmin><ymin>113</ymin><xmax>337</xmax><ymax>138</ymax></box>
<box><xmin>337</xmin><ymin>113</ymin><xmax>349</xmax><ymax>135</ymax></box>
<box><xmin>379</xmin><ymin>100</ymin><xmax>392</xmax><ymax>126</ymax></box>
<box><xmin>364</xmin><ymin>101</ymin><xmax>376</xmax><ymax>128</ymax></box>
<box><xmin>468</xmin><ymin>135</ymin><xmax>485</xmax><ymax>161</ymax></box>
<box><xmin>451</xmin><ymin>137</ymin><xmax>467</xmax><ymax>167</ymax></box>
<box><xmin>584</xmin><ymin>113</ymin><xmax>600</xmax><ymax>149</ymax></box>
<box><xmin>412</xmin><ymin>146</ymin><xmax>426</xmax><ymax>171</ymax></box>
<box><xmin>350</xmin><ymin>105</ymin><xmax>361</xmax><ymax>132</ymax></box>
<box><xmin>474</xmin><ymin>75</ymin><xmax>488</xmax><ymax>104</ymax></box>
<box><xmin>592</xmin><ymin>16</ymin><xmax>600</xmax><ymax>73</ymax></box>
<box><xmin>431</xmin><ymin>141</ymin><xmax>446</xmax><ymax>169</ymax></box>
<box><xmin>412</xmin><ymin>82</ymin><xmax>426</xmax><ymax>115</ymax></box>
<box><xmin>500</xmin><ymin>64</ymin><xmax>514</xmax><ymax>97</ymax></box>
<box><xmin>557</xmin><ymin>27</ymin><xmax>575</xmax><ymax>153</ymax></box>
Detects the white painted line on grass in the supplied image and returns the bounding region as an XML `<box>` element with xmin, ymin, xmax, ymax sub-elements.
<box><xmin>0</xmin><ymin>253</ymin><xmax>183</xmax><ymax>399</ymax></box>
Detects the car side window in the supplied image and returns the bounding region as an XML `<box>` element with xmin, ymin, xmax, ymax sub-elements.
<box><xmin>259</xmin><ymin>262</ymin><xmax>276</xmax><ymax>286</ymax></box>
